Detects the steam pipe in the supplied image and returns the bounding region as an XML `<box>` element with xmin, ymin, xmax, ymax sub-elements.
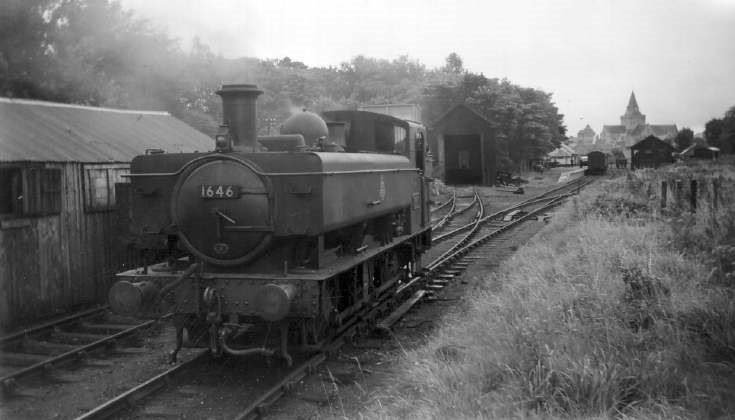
<box><xmin>158</xmin><ymin>263</ymin><xmax>201</xmax><ymax>297</ymax></box>
<box><xmin>218</xmin><ymin>334</ymin><xmax>276</xmax><ymax>357</ymax></box>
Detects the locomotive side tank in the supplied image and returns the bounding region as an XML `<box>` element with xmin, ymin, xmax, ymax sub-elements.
<box><xmin>109</xmin><ymin>84</ymin><xmax>431</xmax><ymax>364</ymax></box>
<box><xmin>127</xmin><ymin>150</ymin><xmax>417</xmax><ymax>266</ymax></box>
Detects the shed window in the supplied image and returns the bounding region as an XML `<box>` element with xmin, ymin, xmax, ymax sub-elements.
<box><xmin>0</xmin><ymin>167</ymin><xmax>61</xmax><ymax>217</ymax></box>
<box><xmin>84</xmin><ymin>166</ymin><xmax>129</xmax><ymax>211</ymax></box>
<box><xmin>0</xmin><ymin>168</ymin><xmax>23</xmax><ymax>215</ymax></box>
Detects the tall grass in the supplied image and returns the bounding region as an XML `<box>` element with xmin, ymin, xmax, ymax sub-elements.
<box><xmin>370</xmin><ymin>161</ymin><xmax>735</xmax><ymax>419</ymax></box>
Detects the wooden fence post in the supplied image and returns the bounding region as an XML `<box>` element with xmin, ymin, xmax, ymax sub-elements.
<box><xmin>690</xmin><ymin>179</ymin><xmax>697</xmax><ymax>212</ymax></box>
<box><xmin>661</xmin><ymin>180</ymin><xmax>667</xmax><ymax>210</ymax></box>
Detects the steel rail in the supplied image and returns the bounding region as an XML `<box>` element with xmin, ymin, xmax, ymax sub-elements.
<box><xmin>432</xmin><ymin>191</ymin><xmax>484</xmax><ymax>243</ymax></box>
<box><xmin>381</xmin><ymin>177</ymin><xmax>595</xmax><ymax>330</ymax></box>
<box><xmin>426</xmin><ymin>194</ymin><xmax>568</xmax><ymax>275</ymax></box>
<box><xmin>432</xmin><ymin>190</ymin><xmax>479</xmax><ymax>232</ymax></box>
<box><xmin>77</xmin><ymin>284</ymin><xmax>397</xmax><ymax>420</ymax></box>
<box><xmin>427</xmin><ymin>192</ymin><xmax>486</xmax><ymax>272</ymax></box>
<box><xmin>430</xmin><ymin>191</ymin><xmax>456</xmax><ymax>229</ymax></box>
<box><xmin>231</xmin><ymin>269</ymin><xmax>401</xmax><ymax>420</ymax></box>
<box><xmin>232</xmin><ymin>354</ymin><xmax>326</xmax><ymax>420</ymax></box>
<box><xmin>432</xmin><ymin>176</ymin><xmax>588</xmax><ymax>244</ymax></box>
<box><xmin>433</xmin><ymin>178</ymin><xmax>595</xmax><ymax>271</ymax></box>
<box><xmin>0</xmin><ymin>306</ymin><xmax>109</xmax><ymax>345</ymax></box>
<box><xmin>0</xmin><ymin>316</ymin><xmax>165</xmax><ymax>390</ymax></box>
<box><xmin>430</xmin><ymin>193</ymin><xmax>455</xmax><ymax>214</ymax></box>
<box><xmin>73</xmin><ymin>349</ymin><xmax>210</xmax><ymax>420</ymax></box>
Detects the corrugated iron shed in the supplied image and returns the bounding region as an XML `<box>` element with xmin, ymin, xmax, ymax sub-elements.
<box><xmin>0</xmin><ymin>97</ymin><xmax>213</xmax><ymax>162</ymax></box>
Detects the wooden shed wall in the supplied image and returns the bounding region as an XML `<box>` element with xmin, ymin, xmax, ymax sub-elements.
<box><xmin>0</xmin><ymin>162</ymin><xmax>138</xmax><ymax>329</ymax></box>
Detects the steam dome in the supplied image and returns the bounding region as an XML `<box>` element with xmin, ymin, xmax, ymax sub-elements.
<box><xmin>280</xmin><ymin>111</ymin><xmax>328</xmax><ymax>146</ymax></box>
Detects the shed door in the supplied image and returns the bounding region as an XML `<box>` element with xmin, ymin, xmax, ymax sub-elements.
<box><xmin>444</xmin><ymin>134</ymin><xmax>482</xmax><ymax>184</ymax></box>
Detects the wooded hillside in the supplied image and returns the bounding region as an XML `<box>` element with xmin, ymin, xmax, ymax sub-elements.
<box><xmin>1</xmin><ymin>0</ymin><xmax>566</xmax><ymax>167</ymax></box>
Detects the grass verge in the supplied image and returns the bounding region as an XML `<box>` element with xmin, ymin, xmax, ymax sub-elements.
<box><xmin>371</xmin><ymin>161</ymin><xmax>735</xmax><ymax>419</ymax></box>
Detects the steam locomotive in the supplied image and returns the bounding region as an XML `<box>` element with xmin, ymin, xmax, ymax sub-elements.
<box><xmin>109</xmin><ymin>84</ymin><xmax>432</xmax><ymax>364</ymax></box>
<box><xmin>585</xmin><ymin>151</ymin><xmax>607</xmax><ymax>175</ymax></box>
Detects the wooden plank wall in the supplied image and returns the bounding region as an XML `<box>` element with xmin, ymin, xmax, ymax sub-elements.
<box><xmin>0</xmin><ymin>162</ymin><xmax>142</xmax><ymax>330</ymax></box>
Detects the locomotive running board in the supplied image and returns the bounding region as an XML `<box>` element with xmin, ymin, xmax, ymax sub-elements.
<box><xmin>196</xmin><ymin>229</ymin><xmax>431</xmax><ymax>282</ymax></box>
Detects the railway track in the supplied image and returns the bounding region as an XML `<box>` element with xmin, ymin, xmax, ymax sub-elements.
<box><xmin>0</xmin><ymin>306</ymin><xmax>161</xmax><ymax>393</ymax></box>
<box><xmin>74</xmin><ymin>177</ymin><xmax>593</xmax><ymax>420</ymax></box>
<box><xmin>379</xmin><ymin>176</ymin><xmax>594</xmax><ymax>329</ymax></box>
<box><xmin>429</xmin><ymin>191</ymin><xmax>455</xmax><ymax>215</ymax></box>
<box><xmin>431</xmin><ymin>190</ymin><xmax>480</xmax><ymax>234</ymax></box>
<box><xmin>429</xmin><ymin>190</ymin><xmax>456</xmax><ymax>230</ymax></box>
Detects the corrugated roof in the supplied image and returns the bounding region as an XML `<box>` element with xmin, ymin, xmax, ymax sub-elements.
<box><xmin>0</xmin><ymin>97</ymin><xmax>213</xmax><ymax>162</ymax></box>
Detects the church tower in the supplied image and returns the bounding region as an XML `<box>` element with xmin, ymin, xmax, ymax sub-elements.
<box><xmin>620</xmin><ymin>91</ymin><xmax>646</xmax><ymax>131</ymax></box>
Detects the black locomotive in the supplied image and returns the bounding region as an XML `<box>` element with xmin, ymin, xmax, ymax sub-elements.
<box><xmin>109</xmin><ymin>84</ymin><xmax>432</xmax><ymax>364</ymax></box>
<box><xmin>585</xmin><ymin>151</ymin><xmax>607</xmax><ymax>175</ymax></box>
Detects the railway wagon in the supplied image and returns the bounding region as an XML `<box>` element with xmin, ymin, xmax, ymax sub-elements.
<box><xmin>585</xmin><ymin>151</ymin><xmax>607</xmax><ymax>175</ymax></box>
<box><xmin>108</xmin><ymin>84</ymin><xmax>432</xmax><ymax>364</ymax></box>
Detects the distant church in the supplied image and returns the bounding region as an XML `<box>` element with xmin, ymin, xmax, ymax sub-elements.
<box><xmin>598</xmin><ymin>92</ymin><xmax>677</xmax><ymax>150</ymax></box>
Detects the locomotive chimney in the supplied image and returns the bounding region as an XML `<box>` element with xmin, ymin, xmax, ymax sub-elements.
<box><xmin>216</xmin><ymin>84</ymin><xmax>263</xmax><ymax>151</ymax></box>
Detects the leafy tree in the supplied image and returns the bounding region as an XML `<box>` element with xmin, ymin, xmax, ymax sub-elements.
<box><xmin>674</xmin><ymin>127</ymin><xmax>694</xmax><ymax>152</ymax></box>
<box><xmin>0</xmin><ymin>0</ymin><xmax>57</xmax><ymax>99</ymax></box>
<box><xmin>0</xmin><ymin>0</ymin><xmax>567</xmax><ymax>166</ymax></box>
<box><xmin>705</xmin><ymin>118</ymin><xmax>724</xmax><ymax>144</ymax></box>
<box><xmin>423</xmin><ymin>75</ymin><xmax>565</xmax><ymax>170</ymax></box>
<box><xmin>442</xmin><ymin>52</ymin><xmax>464</xmax><ymax>74</ymax></box>
<box><xmin>705</xmin><ymin>106</ymin><xmax>735</xmax><ymax>154</ymax></box>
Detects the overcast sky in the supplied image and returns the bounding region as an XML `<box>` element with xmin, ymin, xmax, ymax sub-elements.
<box><xmin>120</xmin><ymin>0</ymin><xmax>735</xmax><ymax>136</ymax></box>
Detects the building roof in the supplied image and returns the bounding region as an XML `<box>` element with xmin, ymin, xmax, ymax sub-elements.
<box><xmin>630</xmin><ymin>124</ymin><xmax>646</xmax><ymax>136</ymax></box>
<box><xmin>0</xmin><ymin>97</ymin><xmax>213</xmax><ymax>163</ymax></box>
<box><xmin>547</xmin><ymin>144</ymin><xmax>576</xmax><ymax>157</ymax></box>
<box><xmin>601</xmin><ymin>125</ymin><xmax>626</xmax><ymax>135</ymax></box>
<box><xmin>679</xmin><ymin>142</ymin><xmax>720</xmax><ymax>157</ymax></box>
<box><xmin>630</xmin><ymin>135</ymin><xmax>675</xmax><ymax>151</ymax></box>
<box><xmin>648</xmin><ymin>124</ymin><xmax>678</xmax><ymax>138</ymax></box>
<box><xmin>357</xmin><ymin>103</ymin><xmax>422</xmax><ymax>123</ymax></box>
<box><xmin>431</xmin><ymin>103</ymin><xmax>494</xmax><ymax>128</ymax></box>
<box><xmin>578</xmin><ymin>124</ymin><xmax>596</xmax><ymax>137</ymax></box>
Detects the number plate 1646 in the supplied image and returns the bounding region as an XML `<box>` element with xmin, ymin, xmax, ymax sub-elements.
<box><xmin>200</xmin><ymin>185</ymin><xmax>240</xmax><ymax>199</ymax></box>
